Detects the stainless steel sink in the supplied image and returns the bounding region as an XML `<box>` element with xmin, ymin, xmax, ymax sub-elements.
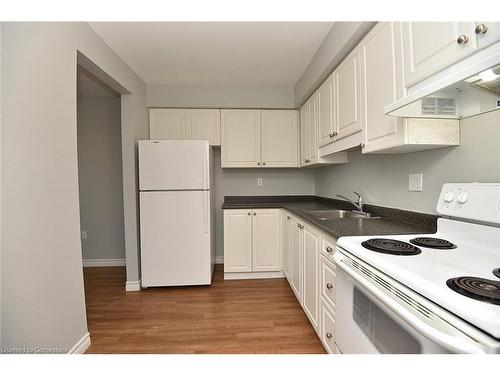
<box><xmin>306</xmin><ymin>209</ymin><xmax>379</xmax><ymax>220</ymax></box>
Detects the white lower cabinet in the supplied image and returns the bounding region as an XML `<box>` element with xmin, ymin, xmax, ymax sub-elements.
<box><xmin>303</xmin><ymin>225</ymin><xmax>320</xmax><ymax>333</ymax></box>
<box><xmin>282</xmin><ymin>211</ymin><xmax>293</xmax><ymax>280</ymax></box>
<box><xmin>223</xmin><ymin>209</ymin><xmax>281</xmax><ymax>278</ymax></box>
<box><xmin>320</xmin><ymin>297</ymin><xmax>337</xmax><ymax>354</ymax></box>
<box><xmin>290</xmin><ymin>216</ymin><xmax>304</xmax><ymax>302</ymax></box>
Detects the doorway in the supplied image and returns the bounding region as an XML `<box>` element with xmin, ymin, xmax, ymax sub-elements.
<box><xmin>77</xmin><ymin>66</ymin><xmax>126</xmax><ymax>311</ymax></box>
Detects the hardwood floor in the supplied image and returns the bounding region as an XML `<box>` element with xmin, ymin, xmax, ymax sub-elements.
<box><xmin>83</xmin><ymin>265</ymin><xmax>325</xmax><ymax>354</ymax></box>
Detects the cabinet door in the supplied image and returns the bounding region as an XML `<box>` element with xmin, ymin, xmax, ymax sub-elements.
<box><xmin>361</xmin><ymin>22</ymin><xmax>406</xmax><ymax>153</ymax></box>
<box><xmin>221</xmin><ymin>110</ymin><xmax>261</xmax><ymax>168</ymax></box>
<box><xmin>402</xmin><ymin>22</ymin><xmax>477</xmax><ymax>87</ymax></box>
<box><xmin>252</xmin><ymin>209</ymin><xmax>281</xmax><ymax>271</ymax></box>
<box><xmin>475</xmin><ymin>22</ymin><xmax>500</xmax><ymax>49</ymax></box>
<box><xmin>335</xmin><ymin>47</ymin><xmax>362</xmax><ymax>140</ymax></box>
<box><xmin>318</xmin><ymin>74</ymin><xmax>335</xmax><ymax>147</ymax></box>
<box><xmin>309</xmin><ymin>92</ymin><xmax>319</xmax><ymax>164</ymax></box>
<box><xmin>223</xmin><ymin>209</ymin><xmax>252</xmax><ymax>272</ymax></box>
<box><xmin>299</xmin><ymin>103</ymin><xmax>309</xmax><ymax>167</ymax></box>
<box><xmin>281</xmin><ymin>212</ymin><xmax>291</xmax><ymax>279</ymax></box>
<box><xmin>303</xmin><ymin>225</ymin><xmax>320</xmax><ymax>332</ymax></box>
<box><xmin>261</xmin><ymin>110</ymin><xmax>299</xmax><ymax>168</ymax></box>
<box><xmin>290</xmin><ymin>218</ymin><xmax>303</xmax><ymax>303</ymax></box>
<box><xmin>186</xmin><ymin>109</ymin><xmax>221</xmax><ymax>145</ymax></box>
<box><xmin>149</xmin><ymin>109</ymin><xmax>185</xmax><ymax>140</ymax></box>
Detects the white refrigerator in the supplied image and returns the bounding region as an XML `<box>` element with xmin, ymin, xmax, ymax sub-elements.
<box><xmin>139</xmin><ymin>140</ymin><xmax>215</xmax><ymax>287</ymax></box>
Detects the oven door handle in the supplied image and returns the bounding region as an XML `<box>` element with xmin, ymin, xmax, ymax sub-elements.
<box><xmin>334</xmin><ymin>251</ymin><xmax>487</xmax><ymax>354</ymax></box>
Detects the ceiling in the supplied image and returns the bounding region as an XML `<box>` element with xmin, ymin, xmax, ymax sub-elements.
<box><xmin>89</xmin><ymin>22</ymin><xmax>333</xmax><ymax>86</ymax></box>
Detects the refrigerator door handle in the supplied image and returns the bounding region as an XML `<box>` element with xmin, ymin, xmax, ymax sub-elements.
<box><xmin>202</xmin><ymin>191</ymin><xmax>209</xmax><ymax>233</ymax></box>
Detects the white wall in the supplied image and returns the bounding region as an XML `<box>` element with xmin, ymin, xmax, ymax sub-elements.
<box><xmin>1</xmin><ymin>22</ymin><xmax>147</xmax><ymax>352</ymax></box>
<box><xmin>147</xmin><ymin>84</ymin><xmax>296</xmax><ymax>109</ymax></box>
<box><xmin>294</xmin><ymin>22</ymin><xmax>375</xmax><ymax>106</ymax></box>
<box><xmin>77</xmin><ymin>89</ymin><xmax>125</xmax><ymax>262</ymax></box>
<box><xmin>213</xmin><ymin>149</ymin><xmax>315</xmax><ymax>258</ymax></box>
<box><xmin>315</xmin><ymin>110</ymin><xmax>500</xmax><ymax>213</ymax></box>
<box><xmin>0</xmin><ymin>22</ymin><xmax>3</xmax><ymax>347</ymax></box>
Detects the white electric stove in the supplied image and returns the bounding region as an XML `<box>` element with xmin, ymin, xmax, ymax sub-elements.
<box><xmin>334</xmin><ymin>183</ymin><xmax>500</xmax><ymax>354</ymax></box>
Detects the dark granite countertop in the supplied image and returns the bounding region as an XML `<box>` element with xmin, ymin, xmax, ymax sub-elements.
<box><xmin>222</xmin><ymin>195</ymin><xmax>438</xmax><ymax>239</ymax></box>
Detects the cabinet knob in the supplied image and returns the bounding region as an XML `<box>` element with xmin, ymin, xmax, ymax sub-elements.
<box><xmin>333</xmin><ymin>131</ymin><xmax>338</xmax><ymax>137</ymax></box>
<box><xmin>326</xmin><ymin>332</ymin><xmax>333</xmax><ymax>339</ymax></box>
<box><xmin>326</xmin><ymin>246</ymin><xmax>333</xmax><ymax>253</ymax></box>
<box><xmin>262</xmin><ymin>162</ymin><xmax>266</xmax><ymax>166</ymax></box>
<box><xmin>326</xmin><ymin>283</ymin><xmax>333</xmax><ymax>290</ymax></box>
<box><xmin>297</xmin><ymin>223</ymin><xmax>304</xmax><ymax>229</ymax></box>
<box><xmin>475</xmin><ymin>24</ymin><xmax>488</xmax><ymax>34</ymax></box>
<box><xmin>287</xmin><ymin>216</ymin><xmax>290</xmax><ymax>220</ymax></box>
<box><xmin>457</xmin><ymin>34</ymin><xmax>469</xmax><ymax>45</ymax></box>
<box><xmin>257</xmin><ymin>162</ymin><xmax>261</xmax><ymax>166</ymax></box>
<box><xmin>248</xmin><ymin>212</ymin><xmax>251</xmax><ymax>216</ymax></box>
<box><xmin>304</xmin><ymin>159</ymin><xmax>310</xmax><ymax>163</ymax></box>
<box><xmin>253</xmin><ymin>212</ymin><xmax>256</xmax><ymax>216</ymax></box>
<box><xmin>360</xmin><ymin>143</ymin><xmax>365</xmax><ymax>148</ymax></box>
<box><xmin>329</xmin><ymin>132</ymin><xmax>334</xmax><ymax>138</ymax></box>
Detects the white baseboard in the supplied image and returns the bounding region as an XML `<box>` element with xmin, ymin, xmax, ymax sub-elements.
<box><xmin>83</xmin><ymin>258</ymin><xmax>126</xmax><ymax>267</ymax></box>
<box><xmin>69</xmin><ymin>332</ymin><xmax>91</xmax><ymax>354</ymax></box>
<box><xmin>224</xmin><ymin>271</ymin><xmax>284</xmax><ymax>280</ymax></box>
<box><xmin>125</xmin><ymin>279</ymin><xmax>142</xmax><ymax>292</ymax></box>
<box><xmin>215</xmin><ymin>256</ymin><xmax>224</xmax><ymax>264</ymax></box>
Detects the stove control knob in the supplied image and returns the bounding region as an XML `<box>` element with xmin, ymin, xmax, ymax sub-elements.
<box><xmin>457</xmin><ymin>191</ymin><xmax>469</xmax><ymax>204</ymax></box>
<box><xmin>444</xmin><ymin>191</ymin><xmax>455</xmax><ymax>203</ymax></box>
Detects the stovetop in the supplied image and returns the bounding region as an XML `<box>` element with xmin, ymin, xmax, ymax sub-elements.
<box><xmin>337</xmin><ymin>218</ymin><xmax>500</xmax><ymax>339</ymax></box>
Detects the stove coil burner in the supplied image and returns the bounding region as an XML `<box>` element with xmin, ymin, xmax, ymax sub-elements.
<box><xmin>447</xmin><ymin>277</ymin><xmax>500</xmax><ymax>305</ymax></box>
<box><xmin>409</xmin><ymin>237</ymin><xmax>456</xmax><ymax>249</ymax></box>
<box><xmin>493</xmin><ymin>268</ymin><xmax>500</xmax><ymax>279</ymax></box>
<box><xmin>361</xmin><ymin>238</ymin><xmax>421</xmax><ymax>255</ymax></box>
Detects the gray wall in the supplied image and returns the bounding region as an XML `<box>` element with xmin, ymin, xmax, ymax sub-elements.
<box><xmin>294</xmin><ymin>22</ymin><xmax>375</xmax><ymax>106</ymax></box>
<box><xmin>1</xmin><ymin>22</ymin><xmax>147</xmax><ymax>352</ymax></box>
<box><xmin>147</xmin><ymin>84</ymin><xmax>296</xmax><ymax>109</ymax></box>
<box><xmin>77</xmin><ymin>87</ymin><xmax>125</xmax><ymax>261</ymax></box>
<box><xmin>315</xmin><ymin>110</ymin><xmax>500</xmax><ymax>214</ymax></box>
<box><xmin>213</xmin><ymin>149</ymin><xmax>315</xmax><ymax>258</ymax></box>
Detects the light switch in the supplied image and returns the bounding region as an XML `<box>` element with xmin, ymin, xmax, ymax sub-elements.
<box><xmin>409</xmin><ymin>173</ymin><xmax>423</xmax><ymax>192</ymax></box>
<box><xmin>257</xmin><ymin>178</ymin><xmax>263</xmax><ymax>186</ymax></box>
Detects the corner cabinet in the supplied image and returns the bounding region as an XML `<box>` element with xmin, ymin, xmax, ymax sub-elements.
<box><xmin>223</xmin><ymin>209</ymin><xmax>281</xmax><ymax>279</ymax></box>
<box><xmin>149</xmin><ymin>108</ymin><xmax>221</xmax><ymax>145</ymax></box>
<box><xmin>221</xmin><ymin>109</ymin><xmax>299</xmax><ymax>168</ymax></box>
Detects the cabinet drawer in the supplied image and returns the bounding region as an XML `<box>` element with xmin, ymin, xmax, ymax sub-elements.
<box><xmin>321</xmin><ymin>256</ymin><xmax>336</xmax><ymax>309</ymax></box>
<box><xmin>320</xmin><ymin>297</ymin><xmax>336</xmax><ymax>354</ymax></box>
<box><xmin>321</xmin><ymin>236</ymin><xmax>337</xmax><ymax>261</ymax></box>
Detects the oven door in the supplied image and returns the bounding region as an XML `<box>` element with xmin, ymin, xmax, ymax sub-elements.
<box><xmin>334</xmin><ymin>250</ymin><xmax>489</xmax><ymax>354</ymax></box>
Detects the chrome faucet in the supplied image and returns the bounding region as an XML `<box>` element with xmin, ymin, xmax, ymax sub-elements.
<box><xmin>333</xmin><ymin>191</ymin><xmax>365</xmax><ymax>214</ymax></box>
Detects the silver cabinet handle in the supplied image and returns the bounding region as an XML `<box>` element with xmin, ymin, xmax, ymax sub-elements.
<box><xmin>287</xmin><ymin>216</ymin><xmax>290</xmax><ymax>220</ymax></box>
<box><xmin>248</xmin><ymin>212</ymin><xmax>251</xmax><ymax>216</ymax></box>
<box><xmin>326</xmin><ymin>332</ymin><xmax>333</xmax><ymax>339</ymax></box>
<box><xmin>253</xmin><ymin>212</ymin><xmax>256</xmax><ymax>216</ymax></box>
<box><xmin>326</xmin><ymin>283</ymin><xmax>333</xmax><ymax>290</ymax></box>
<box><xmin>329</xmin><ymin>132</ymin><xmax>334</xmax><ymax>138</ymax></box>
<box><xmin>297</xmin><ymin>223</ymin><xmax>304</xmax><ymax>229</ymax></box>
<box><xmin>326</xmin><ymin>246</ymin><xmax>333</xmax><ymax>253</ymax></box>
<box><xmin>304</xmin><ymin>159</ymin><xmax>310</xmax><ymax>163</ymax></box>
<box><xmin>262</xmin><ymin>162</ymin><xmax>266</xmax><ymax>166</ymax></box>
<box><xmin>457</xmin><ymin>34</ymin><xmax>469</xmax><ymax>45</ymax></box>
<box><xmin>257</xmin><ymin>162</ymin><xmax>261</xmax><ymax>166</ymax></box>
<box><xmin>333</xmin><ymin>131</ymin><xmax>338</xmax><ymax>136</ymax></box>
<box><xmin>475</xmin><ymin>24</ymin><xmax>488</xmax><ymax>34</ymax></box>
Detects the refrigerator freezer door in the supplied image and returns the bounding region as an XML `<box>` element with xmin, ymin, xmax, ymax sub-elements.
<box><xmin>139</xmin><ymin>140</ymin><xmax>209</xmax><ymax>191</ymax></box>
<box><xmin>140</xmin><ymin>190</ymin><xmax>212</xmax><ymax>287</ymax></box>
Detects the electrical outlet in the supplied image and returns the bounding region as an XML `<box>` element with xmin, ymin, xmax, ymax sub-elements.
<box><xmin>81</xmin><ymin>230</ymin><xmax>87</xmax><ymax>240</ymax></box>
<box><xmin>409</xmin><ymin>173</ymin><xmax>423</xmax><ymax>192</ymax></box>
<box><xmin>257</xmin><ymin>178</ymin><xmax>263</xmax><ymax>186</ymax></box>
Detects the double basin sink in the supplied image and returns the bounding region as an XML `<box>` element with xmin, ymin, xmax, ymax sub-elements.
<box><xmin>305</xmin><ymin>209</ymin><xmax>380</xmax><ymax>221</ymax></box>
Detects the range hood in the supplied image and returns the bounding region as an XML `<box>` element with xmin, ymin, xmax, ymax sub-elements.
<box><xmin>385</xmin><ymin>57</ymin><xmax>500</xmax><ymax>119</ymax></box>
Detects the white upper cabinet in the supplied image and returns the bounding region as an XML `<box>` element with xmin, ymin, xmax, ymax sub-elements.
<box><xmin>300</xmin><ymin>102</ymin><xmax>310</xmax><ymax>167</ymax></box>
<box><xmin>261</xmin><ymin>110</ymin><xmax>299</xmax><ymax>168</ymax></box>
<box><xmin>221</xmin><ymin>109</ymin><xmax>299</xmax><ymax>168</ymax></box>
<box><xmin>185</xmin><ymin>109</ymin><xmax>221</xmax><ymax>145</ymax></box>
<box><xmin>318</xmin><ymin>74</ymin><xmax>335</xmax><ymax>147</ymax></box>
<box><xmin>252</xmin><ymin>209</ymin><xmax>281</xmax><ymax>272</ymax></box>
<box><xmin>402</xmin><ymin>22</ymin><xmax>478</xmax><ymax>87</ymax></box>
<box><xmin>149</xmin><ymin>109</ymin><xmax>185</xmax><ymax>140</ymax></box>
<box><xmin>221</xmin><ymin>109</ymin><xmax>261</xmax><ymax>168</ymax></box>
<box><xmin>149</xmin><ymin>108</ymin><xmax>220</xmax><ymax>144</ymax></box>
<box><xmin>334</xmin><ymin>47</ymin><xmax>363</xmax><ymax>140</ymax></box>
<box><xmin>475</xmin><ymin>22</ymin><xmax>500</xmax><ymax>49</ymax></box>
<box><xmin>361</xmin><ymin>22</ymin><xmax>406</xmax><ymax>153</ymax></box>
